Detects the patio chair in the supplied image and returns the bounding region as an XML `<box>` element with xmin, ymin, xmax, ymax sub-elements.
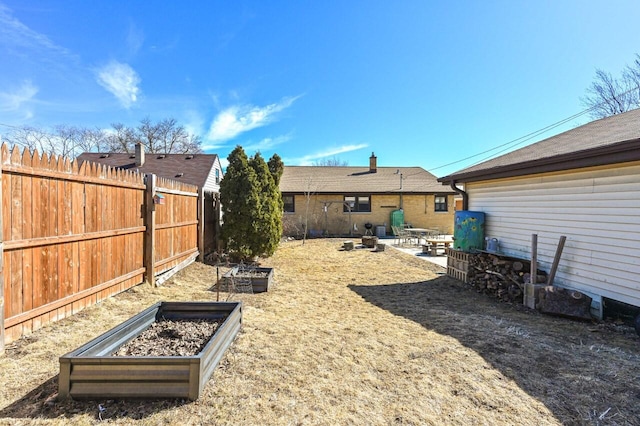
<box><xmin>392</xmin><ymin>225</ymin><xmax>411</xmax><ymax>246</ymax></box>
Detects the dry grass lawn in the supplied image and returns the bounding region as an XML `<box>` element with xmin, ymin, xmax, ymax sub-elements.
<box><xmin>1</xmin><ymin>238</ymin><xmax>639</xmax><ymax>425</ymax></box>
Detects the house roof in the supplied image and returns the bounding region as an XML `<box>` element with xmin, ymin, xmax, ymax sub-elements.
<box><xmin>280</xmin><ymin>165</ymin><xmax>454</xmax><ymax>194</ymax></box>
<box><xmin>439</xmin><ymin>107</ymin><xmax>640</xmax><ymax>184</ymax></box>
<box><xmin>77</xmin><ymin>152</ymin><xmax>219</xmax><ymax>188</ymax></box>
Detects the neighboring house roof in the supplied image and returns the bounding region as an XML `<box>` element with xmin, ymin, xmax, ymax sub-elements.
<box><xmin>77</xmin><ymin>152</ymin><xmax>220</xmax><ymax>189</ymax></box>
<box><xmin>280</xmin><ymin>166</ymin><xmax>454</xmax><ymax>194</ymax></box>
<box><xmin>439</xmin><ymin>107</ymin><xmax>640</xmax><ymax>184</ymax></box>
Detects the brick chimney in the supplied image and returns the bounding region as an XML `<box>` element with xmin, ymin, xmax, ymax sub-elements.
<box><xmin>369</xmin><ymin>152</ymin><xmax>377</xmax><ymax>173</ymax></box>
<box><xmin>135</xmin><ymin>142</ymin><xmax>145</xmax><ymax>166</ymax></box>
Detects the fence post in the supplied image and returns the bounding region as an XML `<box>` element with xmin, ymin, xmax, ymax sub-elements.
<box><xmin>0</xmin><ymin>159</ymin><xmax>4</xmax><ymax>354</ymax></box>
<box><xmin>197</xmin><ymin>187</ymin><xmax>205</xmax><ymax>262</ymax></box>
<box><xmin>144</xmin><ymin>174</ymin><xmax>156</xmax><ymax>286</ymax></box>
<box><xmin>214</xmin><ymin>193</ymin><xmax>222</xmax><ymax>252</ymax></box>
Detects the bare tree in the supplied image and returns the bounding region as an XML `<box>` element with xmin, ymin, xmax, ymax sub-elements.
<box><xmin>54</xmin><ymin>125</ymin><xmax>112</xmax><ymax>157</ymax></box>
<box><xmin>109</xmin><ymin>117</ymin><xmax>203</xmax><ymax>154</ymax></box>
<box><xmin>73</xmin><ymin>127</ymin><xmax>112</xmax><ymax>153</ymax></box>
<box><xmin>3</xmin><ymin>117</ymin><xmax>203</xmax><ymax>158</ymax></box>
<box><xmin>155</xmin><ymin>118</ymin><xmax>201</xmax><ymax>153</ymax></box>
<box><xmin>3</xmin><ymin>125</ymin><xmax>93</xmax><ymax>158</ymax></box>
<box><xmin>302</xmin><ymin>176</ymin><xmax>314</xmax><ymax>245</ymax></box>
<box><xmin>105</xmin><ymin>123</ymin><xmax>134</xmax><ymax>153</ymax></box>
<box><xmin>582</xmin><ymin>55</ymin><xmax>640</xmax><ymax>119</ymax></box>
<box><xmin>4</xmin><ymin>125</ymin><xmax>51</xmax><ymax>153</ymax></box>
<box><xmin>312</xmin><ymin>156</ymin><xmax>348</xmax><ymax>166</ymax></box>
<box><xmin>137</xmin><ymin>117</ymin><xmax>162</xmax><ymax>153</ymax></box>
<box><xmin>623</xmin><ymin>54</ymin><xmax>640</xmax><ymax>103</ymax></box>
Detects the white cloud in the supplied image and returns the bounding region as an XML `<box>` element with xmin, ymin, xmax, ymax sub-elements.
<box><xmin>201</xmin><ymin>142</ymin><xmax>226</xmax><ymax>152</ymax></box>
<box><xmin>289</xmin><ymin>143</ymin><xmax>369</xmax><ymax>165</ymax></box>
<box><xmin>0</xmin><ymin>3</ymin><xmax>75</xmax><ymax>61</ymax></box>
<box><xmin>0</xmin><ymin>80</ymin><xmax>38</xmax><ymax>111</ymax></box>
<box><xmin>207</xmin><ymin>95</ymin><xmax>300</xmax><ymax>142</ymax></box>
<box><xmin>244</xmin><ymin>133</ymin><xmax>293</xmax><ymax>152</ymax></box>
<box><xmin>96</xmin><ymin>61</ymin><xmax>141</xmax><ymax>108</ymax></box>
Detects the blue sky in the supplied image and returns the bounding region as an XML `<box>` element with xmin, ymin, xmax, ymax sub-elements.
<box><xmin>1</xmin><ymin>1</ymin><xmax>639</xmax><ymax>176</ymax></box>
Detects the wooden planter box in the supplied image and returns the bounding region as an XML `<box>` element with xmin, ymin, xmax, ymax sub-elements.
<box><xmin>59</xmin><ymin>301</ymin><xmax>242</xmax><ymax>400</ymax></box>
<box><xmin>222</xmin><ymin>267</ymin><xmax>274</xmax><ymax>293</ymax></box>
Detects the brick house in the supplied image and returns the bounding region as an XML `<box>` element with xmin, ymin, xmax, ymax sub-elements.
<box><xmin>279</xmin><ymin>153</ymin><xmax>456</xmax><ymax>237</ymax></box>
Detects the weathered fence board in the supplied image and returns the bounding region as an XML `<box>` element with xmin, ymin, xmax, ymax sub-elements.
<box><xmin>1</xmin><ymin>144</ymin><xmax>202</xmax><ymax>352</ymax></box>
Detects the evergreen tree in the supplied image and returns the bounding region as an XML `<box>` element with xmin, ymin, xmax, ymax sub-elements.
<box><xmin>220</xmin><ymin>146</ymin><xmax>259</xmax><ymax>260</ymax></box>
<box><xmin>267</xmin><ymin>153</ymin><xmax>285</xmax><ymax>215</ymax></box>
<box><xmin>220</xmin><ymin>147</ymin><xmax>284</xmax><ymax>261</ymax></box>
<box><xmin>250</xmin><ymin>153</ymin><xmax>283</xmax><ymax>258</ymax></box>
<box><xmin>267</xmin><ymin>153</ymin><xmax>284</xmax><ymax>186</ymax></box>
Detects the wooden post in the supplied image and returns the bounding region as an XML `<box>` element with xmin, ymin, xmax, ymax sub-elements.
<box><xmin>0</xmin><ymin>160</ymin><xmax>4</xmax><ymax>354</ymax></box>
<box><xmin>216</xmin><ymin>267</ymin><xmax>220</xmax><ymax>302</ymax></box>
<box><xmin>214</xmin><ymin>193</ymin><xmax>222</xmax><ymax>252</ymax></box>
<box><xmin>530</xmin><ymin>234</ymin><xmax>538</xmax><ymax>286</ymax></box>
<box><xmin>144</xmin><ymin>174</ymin><xmax>156</xmax><ymax>286</ymax></box>
<box><xmin>547</xmin><ymin>236</ymin><xmax>567</xmax><ymax>286</ymax></box>
<box><xmin>197</xmin><ymin>187</ymin><xmax>204</xmax><ymax>262</ymax></box>
<box><xmin>523</xmin><ymin>233</ymin><xmax>540</xmax><ymax>309</ymax></box>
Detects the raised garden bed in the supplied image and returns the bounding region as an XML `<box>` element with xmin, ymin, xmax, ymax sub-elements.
<box><xmin>221</xmin><ymin>266</ymin><xmax>274</xmax><ymax>293</ymax></box>
<box><xmin>59</xmin><ymin>301</ymin><xmax>242</xmax><ymax>400</ymax></box>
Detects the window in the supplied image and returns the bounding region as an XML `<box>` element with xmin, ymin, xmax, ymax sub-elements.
<box><xmin>283</xmin><ymin>195</ymin><xmax>295</xmax><ymax>213</ymax></box>
<box><xmin>343</xmin><ymin>195</ymin><xmax>371</xmax><ymax>213</ymax></box>
<box><xmin>435</xmin><ymin>195</ymin><xmax>448</xmax><ymax>212</ymax></box>
<box><xmin>215</xmin><ymin>169</ymin><xmax>220</xmax><ymax>184</ymax></box>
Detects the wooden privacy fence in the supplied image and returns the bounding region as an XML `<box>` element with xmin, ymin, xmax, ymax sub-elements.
<box><xmin>0</xmin><ymin>144</ymin><xmax>202</xmax><ymax>352</ymax></box>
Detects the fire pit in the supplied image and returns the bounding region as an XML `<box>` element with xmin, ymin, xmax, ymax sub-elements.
<box><xmin>59</xmin><ymin>301</ymin><xmax>242</xmax><ymax>400</ymax></box>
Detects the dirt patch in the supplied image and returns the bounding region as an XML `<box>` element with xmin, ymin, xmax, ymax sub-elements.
<box><xmin>113</xmin><ymin>318</ymin><xmax>223</xmax><ymax>357</ymax></box>
<box><xmin>235</xmin><ymin>269</ymin><xmax>269</xmax><ymax>278</ymax></box>
<box><xmin>1</xmin><ymin>238</ymin><xmax>639</xmax><ymax>425</ymax></box>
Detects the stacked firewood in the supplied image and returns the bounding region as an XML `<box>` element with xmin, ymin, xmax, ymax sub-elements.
<box><xmin>468</xmin><ymin>252</ymin><xmax>547</xmax><ymax>303</ymax></box>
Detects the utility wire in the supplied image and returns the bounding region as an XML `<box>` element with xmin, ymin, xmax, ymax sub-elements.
<box><xmin>463</xmin><ymin>108</ymin><xmax>593</xmax><ymax>169</ymax></box>
<box><xmin>427</xmin><ymin>108</ymin><xmax>593</xmax><ymax>173</ymax></box>
<box><xmin>428</xmin><ymin>84</ymin><xmax>640</xmax><ymax>173</ymax></box>
<box><xmin>0</xmin><ymin>122</ymin><xmax>23</xmax><ymax>129</ymax></box>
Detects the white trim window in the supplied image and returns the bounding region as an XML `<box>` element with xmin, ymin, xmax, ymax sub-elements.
<box><xmin>344</xmin><ymin>195</ymin><xmax>371</xmax><ymax>212</ymax></box>
<box><xmin>435</xmin><ymin>195</ymin><xmax>448</xmax><ymax>212</ymax></box>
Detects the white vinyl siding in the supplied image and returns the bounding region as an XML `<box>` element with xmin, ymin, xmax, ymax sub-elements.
<box><xmin>466</xmin><ymin>163</ymin><xmax>640</xmax><ymax>312</ymax></box>
<box><xmin>203</xmin><ymin>157</ymin><xmax>223</xmax><ymax>193</ymax></box>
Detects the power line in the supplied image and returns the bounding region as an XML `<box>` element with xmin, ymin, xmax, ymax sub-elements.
<box><xmin>0</xmin><ymin>122</ymin><xmax>22</xmax><ymax>129</ymax></box>
<box><xmin>463</xmin><ymin>109</ymin><xmax>593</xmax><ymax>169</ymax></box>
<box><xmin>428</xmin><ymin>84</ymin><xmax>640</xmax><ymax>173</ymax></box>
<box><xmin>427</xmin><ymin>107</ymin><xmax>593</xmax><ymax>173</ymax></box>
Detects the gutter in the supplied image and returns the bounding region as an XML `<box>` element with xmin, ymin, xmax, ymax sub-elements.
<box><xmin>450</xmin><ymin>181</ymin><xmax>468</xmax><ymax>211</ymax></box>
<box><xmin>438</xmin><ymin>138</ymin><xmax>640</xmax><ymax>185</ymax></box>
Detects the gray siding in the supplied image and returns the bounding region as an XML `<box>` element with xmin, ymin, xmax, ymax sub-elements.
<box><xmin>466</xmin><ymin>162</ymin><xmax>640</xmax><ymax>311</ymax></box>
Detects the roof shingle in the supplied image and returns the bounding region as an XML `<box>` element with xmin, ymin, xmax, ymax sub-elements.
<box><xmin>77</xmin><ymin>152</ymin><xmax>218</xmax><ymax>189</ymax></box>
<box><xmin>280</xmin><ymin>166</ymin><xmax>453</xmax><ymax>194</ymax></box>
<box><xmin>440</xmin><ymin>108</ymin><xmax>640</xmax><ymax>183</ymax></box>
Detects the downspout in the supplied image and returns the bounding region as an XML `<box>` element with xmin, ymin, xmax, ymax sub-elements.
<box><xmin>450</xmin><ymin>180</ymin><xmax>468</xmax><ymax>211</ymax></box>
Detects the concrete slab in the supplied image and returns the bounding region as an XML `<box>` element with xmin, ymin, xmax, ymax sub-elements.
<box><xmin>378</xmin><ymin>238</ymin><xmax>448</xmax><ymax>268</ymax></box>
